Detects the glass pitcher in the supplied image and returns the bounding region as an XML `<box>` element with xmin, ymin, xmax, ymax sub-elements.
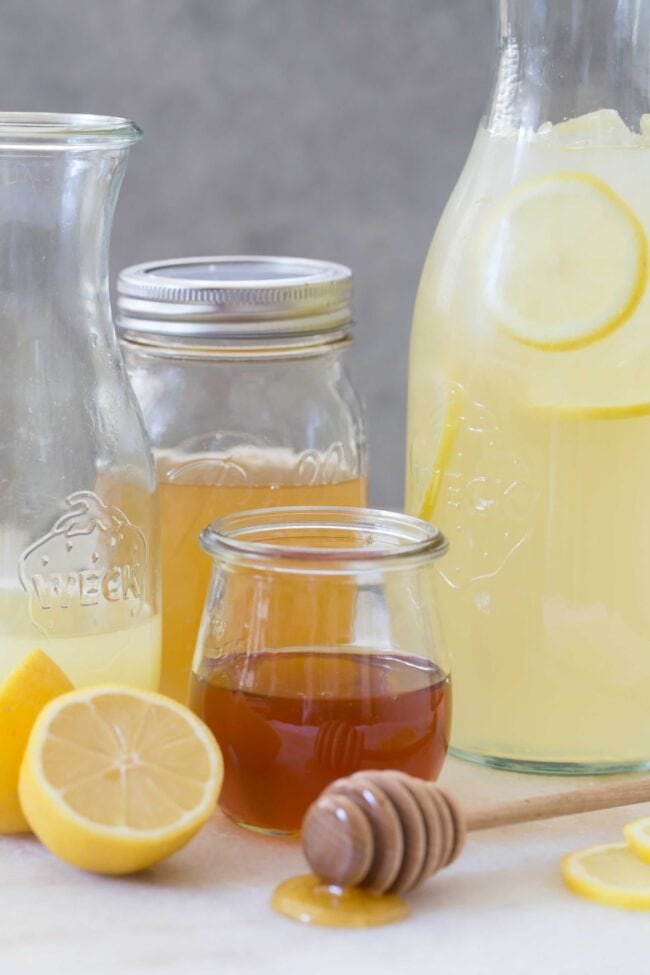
<box><xmin>406</xmin><ymin>1</ymin><xmax>650</xmax><ymax>773</ymax></box>
<box><xmin>0</xmin><ymin>114</ymin><xmax>160</xmax><ymax>689</ymax></box>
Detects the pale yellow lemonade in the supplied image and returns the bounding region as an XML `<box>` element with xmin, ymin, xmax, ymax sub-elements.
<box><xmin>1</xmin><ymin>486</ymin><xmax>161</xmax><ymax>689</ymax></box>
<box><xmin>407</xmin><ymin>110</ymin><xmax>650</xmax><ymax>769</ymax></box>
<box><xmin>0</xmin><ymin>594</ymin><xmax>160</xmax><ymax>688</ymax></box>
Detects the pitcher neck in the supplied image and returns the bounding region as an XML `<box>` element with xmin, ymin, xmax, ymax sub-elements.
<box><xmin>0</xmin><ymin>115</ymin><xmax>141</xmax><ymax>342</ymax></box>
<box><xmin>487</xmin><ymin>0</ymin><xmax>650</xmax><ymax>134</ymax></box>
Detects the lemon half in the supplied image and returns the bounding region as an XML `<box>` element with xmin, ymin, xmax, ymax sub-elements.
<box><xmin>0</xmin><ymin>650</ymin><xmax>73</xmax><ymax>834</ymax></box>
<box><xmin>480</xmin><ymin>172</ymin><xmax>648</xmax><ymax>350</ymax></box>
<box><xmin>19</xmin><ymin>685</ymin><xmax>223</xmax><ymax>874</ymax></box>
<box><xmin>562</xmin><ymin>842</ymin><xmax>650</xmax><ymax>910</ymax></box>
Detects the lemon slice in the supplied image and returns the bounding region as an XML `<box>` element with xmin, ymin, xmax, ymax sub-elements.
<box><xmin>19</xmin><ymin>685</ymin><xmax>223</xmax><ymax>874</ymax></box>
<box><xmin>0</xmin><ymin>650</ymin><xmax>73</xmax><ymax>834</ymax></box>
<box><xmin>535</xmin><ymin>400</ymin><xmax>650</xmax><ymax>421</ymax></box>
<box><xmin>623</xmin><ymin>817</ymin><xmax>650</xmax><ymax>863</ymax></box>
<box><xmin>418</xmin><ymin>382</ymin><xmax>462</xmax><ymax>521</ymax></box>
<box><xmin>480</xmin><ymin>172</ymin><xmax>648</xmax><ymax>350</ymax></box>
<box><xmin>562</xmin><ymin>842</ymin><xmax>650</xmax><ymax>909</ymax></box>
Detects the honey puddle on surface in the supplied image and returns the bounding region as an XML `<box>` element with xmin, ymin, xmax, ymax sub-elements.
<box><xmin>271</xmin><ymin>874</ymin><xmax>410</xmax><ymax>927</ymax></box>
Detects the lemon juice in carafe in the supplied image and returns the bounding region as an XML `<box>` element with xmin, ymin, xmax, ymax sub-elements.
<box><xmin>407</xmin><ymin>0</ymin><xmax>650</xmax><ymax>772</ymax></box>
<box><xmin>0</xmin><ymin>116</ymin><xmax>160</xmax><ymax>690</ymax></box>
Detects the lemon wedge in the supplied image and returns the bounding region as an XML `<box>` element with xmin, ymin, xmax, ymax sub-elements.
<box><xmin>562</xmin><ymin>842</ymin><xmax>650</xmax><ymax>910</ymax></box>
<box><xmin>0</xmin><ymin>650</ymin><xmax>73</xmax><ymax>834</ymax></box>
<box><xmin>19</xmin><ymin>685</ymin><xmax>223</xmax><ymax>874</ymax></box>
<box><xmin>623</xmin><ymin>817</ymin><xmax>650</xmax><ymax>864</ymax></box>
<box><xmin>418</xmin><ymin>382</ymin><xmax>462</xmax><ymax>521</ymax></box>
<box><xmin>480</xmin><ymin>172</ymin><xmax>648</xmax><ymax>350</ymax></box>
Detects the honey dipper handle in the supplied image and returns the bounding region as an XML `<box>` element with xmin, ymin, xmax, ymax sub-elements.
<box><xmin>465</xmin><ymin>777</ymin><xmax>650</xmax><ymax>832</ymax></box>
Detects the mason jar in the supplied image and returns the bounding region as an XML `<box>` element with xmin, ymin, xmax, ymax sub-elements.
<box><xmin>117</xmin><ymin>256</ymin><xmax>367</xmax><ymax>703</ymax></box>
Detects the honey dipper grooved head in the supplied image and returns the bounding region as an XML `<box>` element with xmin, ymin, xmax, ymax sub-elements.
<box><xmin>302</xmin><ymin>770</ymin><xmax>466</xmax><ymax>895</ymax></box>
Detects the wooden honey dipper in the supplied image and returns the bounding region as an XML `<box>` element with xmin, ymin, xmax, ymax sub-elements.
<box><xmin>315</xmin><ymin>721</ymin><xmax>365</xmax><ymax>775</ymax></box>
<box><xmin>302</xmin><ymin>769</ymin><xmax>650</xmax><ymax>895</ymax></box>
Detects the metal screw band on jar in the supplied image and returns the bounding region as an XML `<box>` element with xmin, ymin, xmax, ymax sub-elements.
<box><xmin>116</xmin><ymin>256</ymin><xmax>353</xmax><ymax>350</ymax></box>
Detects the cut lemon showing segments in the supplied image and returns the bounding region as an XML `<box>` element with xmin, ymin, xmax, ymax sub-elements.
<box><xmin>418</xmin><ymin>382</ymin><xmax>462</xmax><ymax>521</ymax></box>
<box><xmin>562</xmin><ymin>842</ymin><xmax>650</xmax><ymax>910</ymax></box>
<box><xmin>19</xmin><ymin>685</ymin><xmax>223</xmax><ymax>875</ymax></box>
<box><xmin>479</xmin><ymin>172</ymin><xmax>648</xmax><ymax>350</ymax></box>
<box><xmin>0</xmin><ymin>650</ymin><xmax>73</xmax><ymax>834</ymax></box>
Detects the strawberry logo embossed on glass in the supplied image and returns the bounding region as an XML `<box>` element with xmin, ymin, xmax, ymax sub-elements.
<box><xmin>19</xmin><ymin>491</ymin><xmax>147</xmax><ymax>636</ymax></box>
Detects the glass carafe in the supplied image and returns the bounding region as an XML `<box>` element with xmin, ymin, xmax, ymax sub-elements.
<box><xmin>406</xmin><ymin>1</ymin><xmax>650</xmax><ymax>773</ymax></box>
<box><xmin>0</xmin><ymin>114</ymin><xmax>160</xmax><ymax>689</ymax></box>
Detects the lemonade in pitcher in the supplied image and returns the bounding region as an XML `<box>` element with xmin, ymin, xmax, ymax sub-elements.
<box><xmin>407</xmin><ymin>0</ymin><xmax>650</xmax><ymax>772</ymax></box>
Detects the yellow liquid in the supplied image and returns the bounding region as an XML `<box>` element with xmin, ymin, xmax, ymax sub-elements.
<box><xmin>407</xmin><ymin>114</ymin><xmax>650</xmax><ymax>770</ymax></box>
<box><xmin>0</xmin><ymin>591</ymin><xmax>161</xmax><ymax>689</ymax></box>
<box><xmin>158</xmin><ymin>449</ymin><xmax>367</xmax><ymax>702</ymax></box>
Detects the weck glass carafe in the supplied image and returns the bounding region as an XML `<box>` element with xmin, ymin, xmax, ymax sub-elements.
<box><xmin>406</xmin><ymin>1</ymin><xmax>650</xmax><ymax>773</ymax></box>
<box><xmin>0</xmin><ymin>114</ymin><xmax>160</xmax><ymax>689</ymax></box>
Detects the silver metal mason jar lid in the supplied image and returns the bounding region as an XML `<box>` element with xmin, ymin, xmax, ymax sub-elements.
<box><xmin>116</xmin><ymin>256</ymin><xmax>353</xmax><ymax>346</ymax></box>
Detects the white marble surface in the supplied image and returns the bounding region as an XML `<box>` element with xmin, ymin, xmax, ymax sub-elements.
<box><xmin>2</xmin><ymin>757</ymin><xmax>649</xmax><ymax>975</ymax></box>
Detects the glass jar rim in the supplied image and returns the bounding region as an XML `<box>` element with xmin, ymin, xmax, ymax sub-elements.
<box><xmin>199</xmin><ymin>506</ymin><xmax>448</xmax><ymax>573</ymax></box>
<box><xmin>0</xmin><ymin>113</ymin><xmax>143</xmax><ymax>148</ymax></box>
<box><xmin>119</xmin><ymin>331</ymin><xmax>353</xmax><ymax>360</ymax></box>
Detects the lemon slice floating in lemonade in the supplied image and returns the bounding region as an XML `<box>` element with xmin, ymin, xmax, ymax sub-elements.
<box><xmin>19</xmin><ymin>685</ymin><xmax>223</xmax><ymax>874</ymax></box>
<box><xmin>535</xmin><ymin>399</ymin><xmax>650</xmax><ymax>421</ymax></box>
<box><xmin>480</xmin><ymin>172</ymin><xmax>648</xmax><ymax>350</ymax></box>
<box><xmin>562</xmin><ymin>842</ymin><xmax>650</xmax><ymax>910</ymax></box>
<box><xmin>418</xmin><ymin>381</ymin><xmax>462</xmax><ymax>522</ymax></box>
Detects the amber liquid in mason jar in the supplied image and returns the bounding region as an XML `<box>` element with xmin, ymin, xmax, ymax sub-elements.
<box><xmin>158</xmin><ymin>448</ymin><xmax>367</xmax><ymax>702</ymax></box>
<box><xmin>190</xmin><ymin>649</ymin><xmax>451</xmax><ymax>834</ymax></box>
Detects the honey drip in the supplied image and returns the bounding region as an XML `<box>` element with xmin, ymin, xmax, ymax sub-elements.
<box><xmin>271</xmin><ymin>874</ymin><xmax>410</xmax><ymax>927</ymax></box>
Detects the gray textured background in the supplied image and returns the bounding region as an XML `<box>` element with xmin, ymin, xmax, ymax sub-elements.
<box><xmin>2</xmin><ymin>0</ymin><xmax>493</xmax><ymax>507</ymax></box>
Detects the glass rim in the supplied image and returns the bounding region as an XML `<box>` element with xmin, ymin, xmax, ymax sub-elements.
<box><xmin>199</xmin><ymin>506</ymin><xmax>448</xmax><ymax>571</ymax></box>
<box><xmin>118</xmin><ymin>330</ymin><xmax>353</xmax><ymax>360</ymax></box>
<box><xmin>0</xmin><ymin>113</ymin><xmax>143</xmax><ymax>148</ymax></box>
